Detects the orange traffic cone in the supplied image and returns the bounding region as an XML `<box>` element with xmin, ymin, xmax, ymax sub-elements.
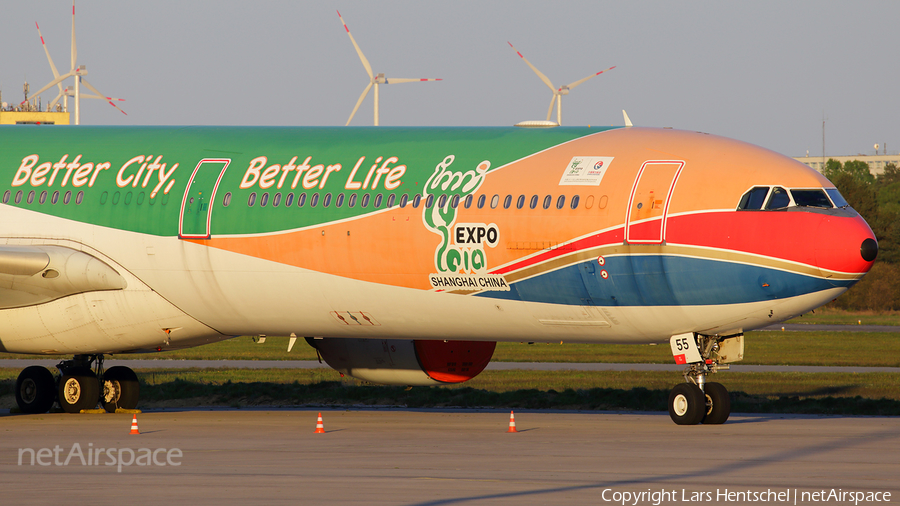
<box><xmin>129</xmin><ymin>414</ymin><xmax>140</xmax><ymax>435</ymax></box>
<box><xmin>314</xmin><ymin>412</ymin><xmax>325</xmax><ymax>433</ymax></box>
<box><xmin>506</xmin><ymin>410</ymin><xmax>518</xmax><ymax>433</ymax></box>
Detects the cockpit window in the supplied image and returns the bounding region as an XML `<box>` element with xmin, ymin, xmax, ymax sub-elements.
<box><xmin>739</xmin><ymin>185</ymin><xmax>846</xmax><ymax>211</ymax></box>
<box><xmin>765</xmin><ymin>187</ymin><xmax>791</xmax><ymax>210</ymax></box>
<box><xmin>737</xmin><ymin>187</ymin><xmax>770</xmax><ymax>210</ymax></box>
<box><xmin>825</xmin><ymin>188</ymin><xmax>849</xmax><ymax>208</ymax></box>
<box><xmin>790</xmin><ymin>189</ymin><xmax>833</xmax><ymax>208</ymax></box>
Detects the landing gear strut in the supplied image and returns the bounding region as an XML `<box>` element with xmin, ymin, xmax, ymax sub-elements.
<box><xmin>14</xmin><ymin>354</ymin><xmax>139</xmax><ymax>414</ymax></box>
<box><xmin>667</xmin><ymin>333</ymin><xmax>740</xmax><ymax>425</ymax></box>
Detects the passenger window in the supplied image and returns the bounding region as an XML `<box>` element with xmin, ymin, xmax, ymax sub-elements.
<box><xmin>63</xmin><ymin>191</ymin><xmax>71</xmax><ymax>204</ymax></box>
<box><xmin>516</xmin><ymin>195</ymin><xmax>525</xmax><ymax>209</ymax></box>
<box><xmin>450</xmin><ymin>195</ymin><xmax>460</xmax><ymax>208</ymax></box>
<box><xmin>248</xmin><ymin>192</ymin><xmax>257</xmax><ymax>206</ymax></box>
<box><xmin>39</xmin><ymin>191</ymin><xmax>47</xmax><ymax>204</ymax></box>
<box><xmin>223</xmin><ymin>192</ymin><xmax>232</xmax><ymax>207</ymax></box>
<box><xmin>297</xmin><ymin>193</ymin><xmax>307</xmax><ymax>207</ymax></box>
<box><xmin>310</xmin><ymin>193</ymin><xmax>319</xmax><ymax>207</ymax></box>
<box><xmin>490</xmin><ymin>194</ymin><xmax>500</xmax><ymax>209</ymax></box>
<box><xmin>285</xmin><ymin>193</ymin><xmax>295</xmax><ymax>206</ymax></box>
<box><xmin>260</xmin><ymin>193</ymin><xmax>269</xmax><ymax>207</ymax></box>
<box><xmin>51</xmin><ymin>191</ymin><xmax>59</xmax><ymax>204</ymax></box>
<box><xmin>360</xmin><ymin>194</ymin><xmax>369</xmax><ymax>207</ymax></box>
<box><xmin>413</xmin><ymin>194</ymin><xmax>422</xmax><ymax>208</ymax></box>
<box><xmin>791</xmin><ymin>189</ymin><xmax>832</xmax><ymax>208</ymax></box>
<box><xmin>348</xmin><ymin>194</ymin><xmax>357</xmax><ymax>207</ymax></box>
<box><xmin>76</xmin><ymin>191</ymin><xmax>84</xmax><ymax>205</ymax></box>
<box><xmin>2</xmin><ymin>190</ymin><xmax>9</xmax><ymax>204</ymax></box>
<box><xmin>399</xmin><ymin>194</ymin><xmax>409</xmax><ymax>208</ymax></box>
<box><xmin>335</xmin><ymin>193</ymin><xmax>344</xmax><ymax>207</ymax></box>
<box><xmin>477</xmin><ymin>195</ymin><xmax>486</xmax><ymax>209</ymax></box>
<box><xmin>543</xmin><ymin>195</ymin><xmax>552</xmax><ymax>209</ymax></box>
<box><xmin>765</xmin><ymin>187</ymin><xmax>790</xmax><ymax>210</ymax></box>
<box><xmin>503</xmin><ymin>195</ymin><xmax>512</xmax><ymax>209</ymax></box>
<box><xmin>386</xmin><ymin>194</ymin><xmax>396</xmax><ymax>207</ymax></box>
<box><xmin>737</xmin><ymin>187</ymin><xmax>769</xmax><ymax>210</ymax></box>
<box><xmin>463</xmin><ymin>194</ymin><xmax>473</xmax><ymax>208</ymax></box>
<box><xmin>323</xmin><ymin>193</ymin><xmax>332</xmax><ymax>207</ymax></box>
<box><xmin>530</xmin><ymin>195</ymin><xmax>538</xmax><ymax>209</ymax></box>
<box><xmin>27</xmin><ymin>191</ymin><xmax>35</xmax><ymax>204</ymax></box>
<box><xmin>556</xmin><ymin>195</ymin><xmax>566</xmax><ymax>209</ymax></box>
<box><xmin>273</xmin><ymin>193</ymin><xmax>282</xmax><ymax>207</ymax></box>
<box><xmin>438</xmin><ymin>195</ymin><xmax>448</xmax><ymax>208</ymax></box>
<box><xmin>425</xmin><ymin>194</ymin><xmax>434</xmax><ymax>208</ymax></box>
<box><xmin>373</xmin><ymin>194</ymin><xmax>383</xmax><ymax>208</ymax></box>
<box><xmin>570</xmin><ymin>195</ymin><xmax>580</xmax><ymax>209</ymax></box>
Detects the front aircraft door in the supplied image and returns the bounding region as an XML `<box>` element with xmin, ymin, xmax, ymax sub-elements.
<box><xmin>179</xmin><ymin>159</ymin><xmax>230</xmax><ymax>239</ymax></box>
<box><xmin>625</xmin><ymin>160</ymin><xmax>684</xmax><ymax>244</ymax></box>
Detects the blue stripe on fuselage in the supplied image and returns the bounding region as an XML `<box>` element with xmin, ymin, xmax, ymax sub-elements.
<box><xmin>482</xmin><ymin>256</ymin><xmax>855</xmax><ymax>306</ymax></box>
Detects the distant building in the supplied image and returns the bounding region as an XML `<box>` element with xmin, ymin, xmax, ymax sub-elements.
<box><xmin>0</xmin><ymin>110</ymin><xmax>70</xmax><ymax>125</ymax></box>
<box><xmin>794</xmin><ymin>154</ymin><xmax>900</xmax><ymax>177</ymax></box>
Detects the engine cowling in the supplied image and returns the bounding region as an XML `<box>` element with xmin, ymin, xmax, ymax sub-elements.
<box><xmin>306</xmin><ymin>338</ymin><xmax>496</xmax><ymax>386</ymax></box>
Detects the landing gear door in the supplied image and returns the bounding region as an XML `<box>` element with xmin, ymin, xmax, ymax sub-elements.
<box><xmin>625</xmin><ymin>160</ymin><xmax>684</xmax><ymax>244</ymax></box>
<box><xmin>670</xmin><ymin>332</ymin><xmax>701</xmax><ymax>365</ymax></box>
<box><xmin>179</xmin><ymin>159</ymin><xmax>230</xmax><ymax>239</ymax></box>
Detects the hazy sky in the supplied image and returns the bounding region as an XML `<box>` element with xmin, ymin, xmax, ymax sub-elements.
<box><xmin>2</xmin><ymin>1</ymin><xmax>897</xmax><ymax>158</ymax></box>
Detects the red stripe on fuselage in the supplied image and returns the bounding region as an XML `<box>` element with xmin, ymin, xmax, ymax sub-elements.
<box><xmin>491</xmin><ymin>209</ymin><xmax>875</xmax><ymax>279</ymax></box>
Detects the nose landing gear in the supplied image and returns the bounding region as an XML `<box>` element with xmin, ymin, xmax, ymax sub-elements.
<box><xmin>667</xmin><ymin>333</ymin><xmax>742</xmax><ymax>425</ymax></box>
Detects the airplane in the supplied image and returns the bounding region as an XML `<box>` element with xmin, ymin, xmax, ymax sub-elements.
<box><xmin>0</xmin><ymin>124</ymin><xmax>876</xmax><ymax>425</ymax></box>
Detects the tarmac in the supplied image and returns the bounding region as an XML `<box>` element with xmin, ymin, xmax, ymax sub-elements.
<box><xmin>0</xmin><ymin>409</ymin><xmax>897</xmax><ymax>505</ymax></box>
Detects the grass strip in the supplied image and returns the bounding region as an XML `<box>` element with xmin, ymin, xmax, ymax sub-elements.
<box><xmin>3</xmin><ymin>368</ymin><xmax>897</xmax><ymax>416</ymax></box>
<box><xmin>2</xmin><ymin>331</ymin><xmax>899</xmax><ymax>366</ymax></box>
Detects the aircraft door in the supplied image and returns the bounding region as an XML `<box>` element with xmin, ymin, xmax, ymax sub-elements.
<box><xmin>179</xmin><ymin>159</ymin><xmax>231</xmax><ymax>239</ymax></box>
<box><xmin>625</xmin><ymin>160</ymin><xmax>684</xmax><ymax>244</ymax></box>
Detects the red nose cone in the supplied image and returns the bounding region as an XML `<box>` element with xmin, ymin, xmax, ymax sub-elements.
<box><xmin>816</xmin><ymin>214</ymin><xmax>877</xmax><ymax>279</ymax></box>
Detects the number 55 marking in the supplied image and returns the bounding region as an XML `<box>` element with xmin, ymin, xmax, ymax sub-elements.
<box><xmin>669</xmin><ymin>333</ymin><xmax>702</xmax><ymax>365</ymax></box>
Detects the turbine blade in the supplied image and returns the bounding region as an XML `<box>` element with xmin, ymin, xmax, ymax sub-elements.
<box><xmin>508</xmin><ymin>41</ymin><xmax>555</xmax><ymax>92</ymax></box>
<box><xmin>71</xmin><ymin>1</ymin><xmax>77</xmax><ymax>72</ymax></box>
<box><xmin>384</xmin><ymin>78</ymin><xmax>442</xmax><ymax>84</ymax></box>
<box><xmin>337</xmin><ymin>11</ymin><xmax>373</xmax><ymax>80</ymax></box>
<box><xmin>565</xmin><ymin>66</ymin><xmax>616</xmax><ymax>90</ymax></box>
<box><xmin>546</xmin><ymin>94</ymin><xmax>557</xmax><ymax>122</ymax></box>
<box><xmin>36</xmin><ymin>22</ymin><xmax>63</xmax><ymax>94</ymax></box>
<box><xmin>81</xmin><ymin>78</ymin><xmax>127</xmax><ymax>115</ymax></box>
<box><xmin>346</xmin><ymin>82</ymin><xmax>373</xmax><ymax>126</ymax></box>
<box><xmin>22</xmin><ymin>71</ymin><xmax>75</xmax><ymax>104</ymax></box>
<box><xmin>49</xmin><ymin>91</ymin><xmax>64</xmax><ymax>109</ymax></box>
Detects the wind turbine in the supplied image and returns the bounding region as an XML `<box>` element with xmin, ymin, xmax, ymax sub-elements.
<box><xmin>23</xmin><ymin>2</ymin><xmax>126</xmax><ymax>124</ymax></box>
<box><xmin>338</xmin><ymin>10</ymin><xmax>441</xmax><ymax>126</ymax></box>
<box><xmin>508</xmin><ymin>41</ymin><xmax>614</xmax><ymax>126</ymax></box>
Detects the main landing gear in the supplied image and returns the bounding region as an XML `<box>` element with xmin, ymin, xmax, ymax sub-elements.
<box><xmin>667</xmin><ymin>333</ymin><xmax>742</xmax><ymax>425</ymax></box>
<box><xmin>15</xmin><ymin>355</ymin><xmax>140</xmax><ymax>414</ymax></box>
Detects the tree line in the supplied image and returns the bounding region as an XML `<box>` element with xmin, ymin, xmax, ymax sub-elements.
<box><xmin>821</xmin><ymin>160</ymin><xmax>900</xmax><ymax>311</ymax></box>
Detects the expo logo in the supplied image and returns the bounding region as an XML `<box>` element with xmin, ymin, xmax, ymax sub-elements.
<box><xmin>453</xmin><ymin>223</ymin><xmax>500</xmax><ymax>248</ymax></box>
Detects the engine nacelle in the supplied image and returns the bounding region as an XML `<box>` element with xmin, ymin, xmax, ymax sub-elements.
<box><xmin>306</xmin><ymin>338</ymin><xmax>496</xmax><ymax>386</ymax></box>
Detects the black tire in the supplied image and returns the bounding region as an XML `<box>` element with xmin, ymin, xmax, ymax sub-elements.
<box><xmin>15</xmin><ymin>366</ymin><xmax>56</xmax><ymax>414</ymax></box>
<box><xmin>668</xmin><ymin>383</ymin><xmax>705</xmax><ymax>425</ymax></box>
<box><xmin>702</xmin><ymin>382</ymin><xmax>731</xmax><ymax>424</ymax></box>
<box><xmin>58</xmin><ymin>367</ymin><xmax>100</xmax><ymax>413</ymax></box>
<box><xmin>102</xmin><ymin>366</ymin><xmax>140</xmax><ymax>412</ymax></box>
